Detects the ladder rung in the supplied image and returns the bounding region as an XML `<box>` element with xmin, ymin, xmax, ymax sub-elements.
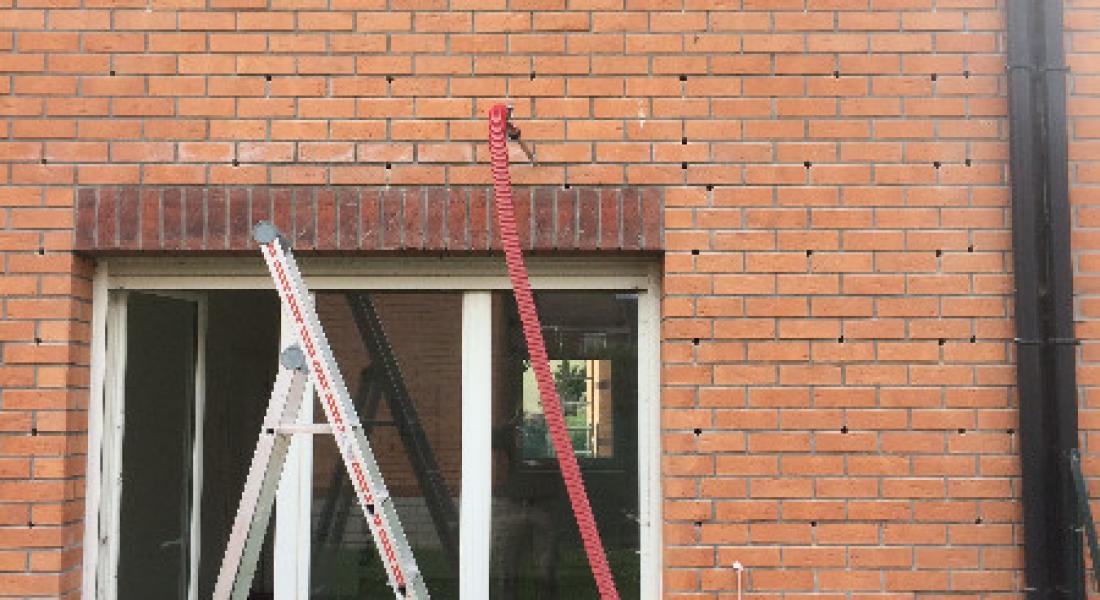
<box><xmin>273</xmin><ymin>424</ymin><xmax>334</xmax><ymax>435</ymax></box>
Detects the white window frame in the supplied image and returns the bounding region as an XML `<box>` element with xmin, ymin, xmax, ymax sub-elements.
<box><xmin>84</xmin><ymin>256</ymin><xmax>662</xmax><ymax>599</ymax></box>
<box><xmin>88</xmin><ymin>286</ymin><xmax>208</xmax><ymax>600</ymax></box>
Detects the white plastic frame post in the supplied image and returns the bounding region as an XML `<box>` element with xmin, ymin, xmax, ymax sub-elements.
<box><xmin>249</xmin><ymin>221</ymin><xmax>427</xmax><ymax>599</ymax></box>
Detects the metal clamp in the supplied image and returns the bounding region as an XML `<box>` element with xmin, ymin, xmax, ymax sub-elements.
<box><xmin>504</xmin><ymin>105</ymin><xmax>537</xmax><ymax>164</ymax></box>
<box><xmin>1013</xmin><ymin>337</ymin><xmax>1080</xmax><ymax>346</ymax></box>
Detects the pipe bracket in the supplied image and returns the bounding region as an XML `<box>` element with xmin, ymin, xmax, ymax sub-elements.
<box><xmin>1013</xmin><ymin>337</ymin><xmax>1080</xmax><ymax>346</ymax></box>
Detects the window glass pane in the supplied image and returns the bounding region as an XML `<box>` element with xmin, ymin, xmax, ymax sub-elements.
<box><xmin>311</xmin><ymin>292</ymin><xmax>462</xmax><ymax>598</ymax></box>
<box><xmin>117</xmin><ymin>293</ymin><xmax>197</xmax><ymax>599</ymax></box>
<box><xmin>198</xmin><ymin>291</ymin><xmax>281</xmax><ymax>599</ymax></box>
<box><xmin>491</xmin><ymin>292</ymin><xmax>641</xmax><ymax>599</ymax></box>
<box><xmin>117</xmin><ymin>291</ymin><xmax>280</xmax><ymax>600</ymax></box>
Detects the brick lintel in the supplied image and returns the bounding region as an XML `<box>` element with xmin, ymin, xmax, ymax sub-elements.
<box><xmin>73</xmin><ymin>186</ymin><xmax>664</xmax><ymax>254</ymax></box>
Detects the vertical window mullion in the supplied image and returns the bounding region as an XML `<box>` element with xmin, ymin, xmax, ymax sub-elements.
<box><xmin>638</xmin><ymin>282</ymin><xmax>662</xmax><ymax>600</ymax></box>
<box><xmin>461</xmin><ymin>291</ymin><xmax>492</xmax><ymax>599</ymax></box>
<box><xmin>275</xmin><ymin>305</ymin><xmax>313</xmax><ymax>600</ymax></box>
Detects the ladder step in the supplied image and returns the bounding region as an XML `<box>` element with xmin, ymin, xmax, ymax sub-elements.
<box><xmin>273</xmin><ymin>424</ymin><xmax>334</xmax><ymax>435</ymax></box>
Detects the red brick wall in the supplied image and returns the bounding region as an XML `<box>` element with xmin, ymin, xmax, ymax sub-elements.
<box><xmin>2</xmin><ymin>0</ymin><xmax>1098</xmax><ymax>597</ymax></box>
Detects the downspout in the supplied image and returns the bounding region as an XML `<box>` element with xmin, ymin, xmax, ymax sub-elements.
<box><xmin>1038</xmin><ymin>0</ymin><xmax>1082</xmax><ymax>594</ymax></box>
<box><xmin>1007</xmin><ymin>0</ymin><xmax>1081</xmax><ymax>598</ymax></box>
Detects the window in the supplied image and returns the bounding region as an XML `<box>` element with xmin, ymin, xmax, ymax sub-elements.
<box><xmin>86</xmin><ymin>258</ymin><xmax>660</xmax><ymax>599</ymax></box>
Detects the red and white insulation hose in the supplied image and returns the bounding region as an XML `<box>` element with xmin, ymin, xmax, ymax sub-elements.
<box><xmin>487</xmin><ymin>103</ymin><xmax>621</xmax><ymax>600</ymax></box>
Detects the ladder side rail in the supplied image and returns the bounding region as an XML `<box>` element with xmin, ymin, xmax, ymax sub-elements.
<box><xmin>329</xmin><ymin>379</ymin><xmax>387</xmax><ymax>550</ymax></box>
<box><xmin>214</xmin><ymin>349</ymin><xmax>309</xmax><ymax>600</ymax></box>
<box><xmin>254</xmin><ymin>223</ymin><xmax>427</xmax><ymax>599</ymax></box>
<box><xmin>348</xmin><ymin>294</ymin><xmax>460</xmax><ymax>568</ymax></box>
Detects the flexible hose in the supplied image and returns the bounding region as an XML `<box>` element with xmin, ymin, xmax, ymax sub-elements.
<box><xmin>487</xmin><ymin>103</ymin><xmax>621</xmax><ymax>600</ymax></box>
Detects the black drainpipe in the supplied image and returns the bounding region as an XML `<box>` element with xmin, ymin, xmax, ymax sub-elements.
<box><xmin>1007</xmin><ymin>0</ymin><xmax>1080</xmax><ymax>598</ymax></box>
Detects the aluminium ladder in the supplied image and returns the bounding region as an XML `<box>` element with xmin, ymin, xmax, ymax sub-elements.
<box><xmin>213</xmin><ymin>222</ymin><xmax>428</xmax><ymax>600</ymax></box>
<box><xmin>313</xmin><ymin>292</ymin><xmax>459</xmax><ymax>574</ymax></box>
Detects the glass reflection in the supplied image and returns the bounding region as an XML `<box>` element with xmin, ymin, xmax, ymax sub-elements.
<box><xmin>491</xmin><ymin>292</ymin><xmax>641</xmax><ymax>599</ymax></box>
<box><xmin>311</xmin><ymin>292</ymin><xmax>462</xmax><ymax>598</ymax></box>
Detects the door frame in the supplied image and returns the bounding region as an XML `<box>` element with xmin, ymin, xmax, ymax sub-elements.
<box><xmin>84</xmin><ymin>256</ymin><xmax>662</xmax><ymax>599</ymax></box>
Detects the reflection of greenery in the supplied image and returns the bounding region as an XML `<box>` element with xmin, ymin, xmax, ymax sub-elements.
<box><xmin>521</xmin><ymin>414</ymin><xmax>595</xmax><ymax>459</ymax></box>
<box><xmin>569</xmin><ymin>428</ymin><xmax>589</xmax><ymax>452</ymax></box>
<box><xmin>493</xmin><ymin>546</ymin><xmax>641</xmax><ymax>599</ymax></box>
<box><xmin>310</xmin><ymin>545</ymin><xmax>458</xmax><ymax>599</ymax></box>
<box><xmin>522</xmin><ymin>414</ymin><xmax>551</xmax><ymax>458</ymax></box>
<box><xmin>554</xmin><ymin>360</ymin><xmax>587</xmax><ymax>416</ymax></box>
<box><xmin>524</xmin><ymin>360</ymin><xmax>592</xmax><ymax>458</ymax></box>
<box><xmin>311</xmin><ymin>545</ymin><xmax>640</xmax><ymax>599</ymax></box>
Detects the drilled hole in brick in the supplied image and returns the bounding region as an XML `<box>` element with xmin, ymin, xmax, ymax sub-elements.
<box><xmin>806</xmin><ymin>249</ymin><xmax>813</xmax><ymax>257</ymax></box>
<box><xmin>693</xmin><ymin>428</ymin><xmax>702</xmax><ymax>436</ymax></box>
<box><xmin>691</xmin><ymin>249</ymin><xmax>700</xmax><ymax>255</ymax></box>
<box><xmin>964</xmin><ymin>70</ymin><xmax>970</xmax><ymax>79</ymax></box>
<box><xmin>933</xmin><ymin>161</ymin><xmax>941</xmax><ymax>169</ymax></box>
<box><xmin>837</xmin><ymin>335</ymin><xmax>845</xmax><ymax>344</ymax></box>
<box><xmin>938</xmin><ymin>338</ymin><xmax>946</xmax><ymax>346</ymax></box>
<box><xmin>833</xmin><ymin>70</ymin><xmax>840</xmax><ymax>79</ymax></box>
<box><xmin>935</xmin><ymin>249</ymin><xmax>942</xmax><ymax>257</ymax></box>
<box><xmin>930</xmin><ymin>73</ymin><xmax>938</xmax><ymax>81</ymax></box>
<box><xmin>681</xmin><ymin>162</ymin><xmax>688</xmax><ymax>170</ymax></box>
<box><xmin>958</xmin><ymin>428</ymin><xmax>967</xmax><ymax>434</ymax></box>
<box><xmin>681</xmin><ymin>136</ymin><xmax>687</xmax><ymax>145</ymax></box>
<box><xmin>965</xmin><ymin>158</ymin><xmax>972</xmax><ymax>166</ymax></box>
<box><xmin>804</xmin><ymin>161</ymin><xmax>812</xmax><ymax>169</ymax></box>
<box><xmin>705</xmin><ymin>184</ymin><xmax>714</xmax><ymax>191</ymax></box>
<box><xmin>840</xmin><ymin>425</ymin><xmax>849</xmax><ymax>434</ymax></box>
<box><xmin>692</xmin><ymin>338</ymin><xmax>700</xmax><ymax>346</ymax></box>
<box><xmin>679</xmin><ymin>74</ymin><xmax>687</xmax><ymax>82</ymax></box>
<box><xmin>974</xmin><ymin>517</ymin><xmax>983</xmax><ymax>524</ymax></box>
<box><xmin>967</xmin><ymin>244</ymin><xmax>974</xmax><ymax>253</ymax></box>
<box><xmin>264</xmin><ymin>74</ymin><xmax>272</xmax><ymax>82</ymax></box>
